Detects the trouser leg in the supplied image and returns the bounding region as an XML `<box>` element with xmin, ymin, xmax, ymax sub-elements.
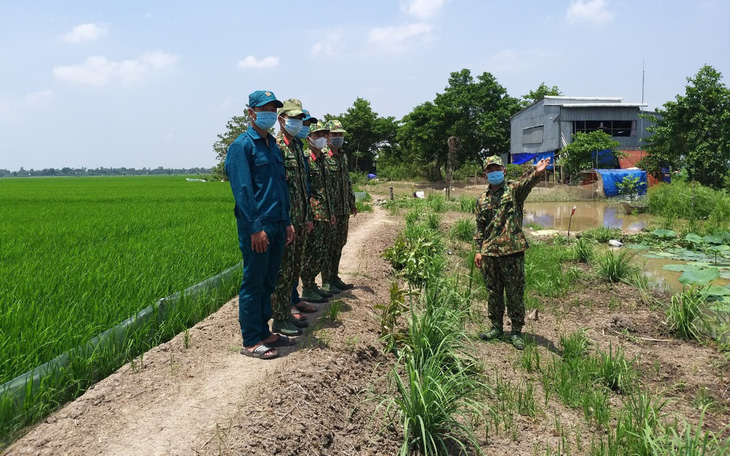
<box><xmin>301</xmin><ymin>221</ymin><xmax>324</xmax><ymax>287</ymax></box>
<box><xmin>238</xmin><ymin>223</ymin><xmax>285</xmax><ymax>347</ymax></box>
<box><xmin>481</xmin><ymin>255</ymin><xmax>505</xmax><ymax>329</ymax></box>
<box><xmin>271</xmin><ymin>222</ymin><xmax>305</xmax><ymax>321</ymax></box>
<box><xmin>503</xmin><ymin>252</ymin><xmax>526</xmax><ymax>332</ymax></box>
<box><xmin>331</xmin><ymin>216</ymin><xmax>349</xmax><ymax>278</ymax></box>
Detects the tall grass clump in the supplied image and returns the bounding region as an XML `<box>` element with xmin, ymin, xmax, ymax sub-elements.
<box><xmin>457</xmin><ymin>195</ymin><xmax>476</xmax><ymax>213</ymax></box>
<box><xmin>595</xmin><ymin>250</ymin><xmax>638</xmax><ymax>283</ymax></box>
<box><xmin>572</xmin><ymin>237</ymin><xmax>594</xmax><ymax>263</ymax></box>
<box><xmin>450</xmin><ymin>218</ymin><xmax>476</xmax><ymax>243</ymax></box>
<box><xmin>666</xmin><ymin>287</ymin><xmax>708</xmax><ymax>341</ymax></box>
<box><xmin>595</xmin><ymin>343</ymin><xmax>636</xmax><ymax>393</ymax></box>
<box><xmin>384</xmin><ymin>354</ymin><xmax>485</xmax><ymax>456</ymax></box>
<box><xmin>525</xmin><ymin>241</ymin><xmax>577</xmax><ymax>298</ymax></box>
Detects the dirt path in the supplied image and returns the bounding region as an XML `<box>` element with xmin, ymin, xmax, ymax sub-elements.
<box><xmin>4</xmin><ymin>206</ymin><xmax>402</xmax><ymax>456</ymax></box>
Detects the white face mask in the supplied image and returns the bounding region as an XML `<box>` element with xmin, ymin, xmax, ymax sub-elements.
<box><xmin>309</xmin><ymin>137</ymin><xmax>328</xmax><ymax>150</ymax></box>
<box><xmin>284</xmin><ymin>118</ymin><xmax>303</xmax><ymax>136</ymax></box>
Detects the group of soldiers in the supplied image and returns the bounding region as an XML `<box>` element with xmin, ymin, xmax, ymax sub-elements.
<box><xmin>225</xmin><ymin>90</ymin><xmax>356</xmax><ymax>360</ymax></box>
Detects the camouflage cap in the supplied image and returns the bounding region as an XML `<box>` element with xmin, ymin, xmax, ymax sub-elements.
<box><xmin>483</xmin><ymin>155</ymin><xmax>504</xmax><ymax>168</ymax></box>
<box><xmin>309</xmin><ymin>121</ymin><xmax>330</xmax><ymax>134</ymax></box>
<box><xmin>325</xmin><ymin>119</ymin><xmax>347</xmax><ymax>133</ymax></box>
<box><xmin>277</xmin><ymin>98</ymin><xmax>305</xmax><ymax>118</ymax></box>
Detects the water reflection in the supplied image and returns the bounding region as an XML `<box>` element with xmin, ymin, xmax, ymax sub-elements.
<box><xmin>524</xmin><ymin>201</ymin><xmax>648</xmax><ymax>232</ymax></box>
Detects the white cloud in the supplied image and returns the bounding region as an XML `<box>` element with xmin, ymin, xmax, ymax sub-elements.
<box><xmin>401</xmin><ymin>0</ymin><xmax>447</xmax><ymax>19</ymax></box>
<box><xmin>311</xmin><ymin>31</ymin><xmax>344</xmax><ymax>57</ymax></box>
<box><xmin>60</xmin><ymin>23</ymin><xmax>108</xmax><ymax>43</ymax></box>
<box><xmin>237</xmin><ymin>56</ymin><xmax>279</xmax><ymax>69</ymax></box>
<box><xmin>0</xmin><ymin>90</ymin><xmax>55</xmax><ymax>121</ymax></box>
<box><xmin>566</xmin><ymin>0</ymin><xmax>614</xmax><ymax>25</ymax></box>
<box><xmin>489</xmin><ymin>49</ymin><xmax>554</xmax><ymax>73</ymax></box>
<box><xmin>52</xmin><ymin>52</ymin><xmax>178</xmax><ymax>86</ymax></box>
<box><xmin>367</xmin><ymin>23</ymin><xmax>433</xmax><ymax>53</ymax></box>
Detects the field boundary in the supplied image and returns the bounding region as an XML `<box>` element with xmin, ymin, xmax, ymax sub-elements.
<box><xmin>0</xmin><ymin>262</ymin><xmax>242</xmax><ymax>406</ymax></box>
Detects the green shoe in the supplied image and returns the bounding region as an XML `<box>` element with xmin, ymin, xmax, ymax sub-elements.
<box><xmin>333</xmin><ymin>276</ymin><xmax>354</xmax><ymax>290</ymax></box>
<box><xmin>289</xmin><ymin>315</ymin><xmax>309</xmax><ymax>328</ymax></box>
<box><xmin>511</xmin><ymin>332</ymin><xmax>525</xmax><ymax>350</ymax></box>
<box><xmin>272</xmin><ymin>319</ymin><xmax>302</xmax><ymax>336</ymax></box>
<box><xmin>479</xmin><ymin>327</ymin><xmax>503</xmax><ymax>341</ymax></box>
<box><xmin>301</xmin><ymin>286</ymin><xmax>326</xmax><ymax>303</ymax></box>
<box><xmin>320</xmin><ymin>282</ymin><xmax>340</xmax><ymax>295</ymax></box>
<box><xmin>315</xmin><ymin>285</ymin><xmax>334</xmax><ymax>297</ymax></box>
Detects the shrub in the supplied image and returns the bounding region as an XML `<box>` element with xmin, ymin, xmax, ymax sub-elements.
<box><xmin>581</xmin><ymin>226</ymin><xmax>622</xmax><ymax>243</ymax></box>
<box><xmin>377</xmin><ymin>163</ymin><xmax>424</xmax><ymax>181</ymax></box>
<box><xmin>648</xmin><ymin>181</ymin><xmax>730</xmax><ymax>221</ymax></box>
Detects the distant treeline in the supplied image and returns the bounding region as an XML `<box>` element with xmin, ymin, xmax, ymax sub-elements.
<box><xmin>0</xmin><ymin>166</ymin><xmax>212</xmax><ymax>178</ymax></box>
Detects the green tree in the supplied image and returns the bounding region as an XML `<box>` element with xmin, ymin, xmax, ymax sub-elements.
<box><xmin>392</xmin><ymin>101</ymin><xmax>448</xmax><ymax>180</ymax></box>
<box><xmin>396</xmin><ymin>69</ymin><xmax>521</xmax><ymax>180</ymax></box>
<box><xmin>327</xmin><ymin>97</ymin><xmax>398</xmax><ymax>171</ymax></box>
<box><xmin>521</xmin><ymin>82</ymin><xmax>562</xmax><ymax>107</ymax></box>
<box><xmin>212</xmin><ymin>114</ymin><xmax>250</xmax><ymax>181</ymax></box>
<box><xmin>640</xmin><ymin>65</ymin><xmax>730</xmax><ymax>189</ymax></box>
<box><xmin>559</xmin><ymin>130</ymin><xmax>621</xmax><ymax>181</ymax></box>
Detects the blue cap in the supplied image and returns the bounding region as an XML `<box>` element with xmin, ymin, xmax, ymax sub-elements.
<box><xmin>302</xmin><ymin>110</ymin><xmax>318</xmax><ymax>123</ymax></box>
<box><xmin>248</xmin><ymin>90</ymin><xmax>283</xmax><ymax>109</ymax></box>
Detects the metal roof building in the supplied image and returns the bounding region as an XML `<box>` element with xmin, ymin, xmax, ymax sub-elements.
<box><xmin>510</xmin><ymin>96</ymin><xmax>657</xmax><ymax>164</ymax></box>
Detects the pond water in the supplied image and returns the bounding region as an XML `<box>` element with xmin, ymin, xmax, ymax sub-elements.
<box><xmin>523</xmin><ymin>201</ymin><xmax>649</xmax><ymax>232</ymax></box>
<box><xmin>522</xmin><ymin>201</ymin><xmax>730</xmax><ymax>295</ymax></box>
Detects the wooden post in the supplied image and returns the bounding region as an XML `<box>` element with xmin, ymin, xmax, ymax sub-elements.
<box><xmin>389</xmin><ymin>186</ymin><xmax>394</xmax><ymax>201</ymax></box>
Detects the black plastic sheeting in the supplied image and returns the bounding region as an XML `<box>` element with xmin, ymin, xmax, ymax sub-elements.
<box><xmin>0</xmin><ymin>262</ymin><xmax>242</xmax><ymax>406</ymax></box>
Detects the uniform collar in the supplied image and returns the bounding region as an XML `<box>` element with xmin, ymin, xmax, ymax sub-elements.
<box><xmin>247</xmin><ymin>125</ymin><xmax>269</xmax><ymax>142</ymax></box>
<box><xmin>486</xmin><ymin>182</ymin><xmax>506</xmax><ymax>196</ymax></box>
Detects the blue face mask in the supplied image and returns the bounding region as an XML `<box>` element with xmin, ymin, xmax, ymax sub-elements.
<box><xmin>253</xmin><ymin>111</ymin><xmax>277</xmax><ymax>130</ymax></box>
<box><xmin>487</xmin><ymin>170</ymin><xmax>505</xmax><ymax>185</ymax></box>
<box><xmin>284</xmin><ymin>118</ymin><xmax>303</xmax><ymax>136</ymax></box>
<box><xmin>295</xmin><ymin>125</ymin><xmax>310</xmax><ymax>140</ymax></box>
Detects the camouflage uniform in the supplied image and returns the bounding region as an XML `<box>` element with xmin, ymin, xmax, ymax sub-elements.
<box><xmin>475</xmin><ymin>157</ymin><xmax>542</xmax><ymax>332</ymax></box>
<box><xmin>301</xmin><ymin>140</ymin><xmax>334</xmax><ymax>288</ymax></box>
<box><xmin>321</xmin><ymin>121</ymin><xmax>356</xmax><ymax>284</ymax></box>
<box><xmin>271</xmin><ymin>111</ymin><xmax>311</xmax><ymax>324</ymax></box>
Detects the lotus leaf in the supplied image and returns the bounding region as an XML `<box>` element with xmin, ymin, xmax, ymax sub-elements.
<box><xmin>706</xmin><ymin>285</ymin><xmax>730</xmax><ymax>296</ymax></box>
<box><xmin>652</xmin><ymin>229</ymin><xmax>677</xmax><ymax>239</ymax></box>
<box><xmin>678</xmin><ymin>268</ymin><xmax>720</xmax><ymax>285</ymax></box>
<box><xmin>708</xmin><ymin>245</ymin><xmax>730</xmax><ymax>253</ymax></box>
<box><xmin>685</xmin><ymin>233</ymin><xmax>704</xmax><ymax>244</ymax></box>
<box><xmin>703</xmin><ymin>234</ymin><xmax>725</xmax><ymax>245</ymax></box>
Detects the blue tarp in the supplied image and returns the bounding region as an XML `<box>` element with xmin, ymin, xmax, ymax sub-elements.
<box><xmin>595</xmin><ymin>169</ymin><xmax>648</xmax><ymax>197</ymax></box>
<box><xmin>592</xmin><ymin>149</ymin><xmax>617</xmax><ymax>168</ymax></box>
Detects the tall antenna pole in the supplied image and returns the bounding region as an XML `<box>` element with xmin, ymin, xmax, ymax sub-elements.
<box><xmin>640</xmin><ymin>60</ymin><xmax>645</xmax><ymax>156</ymax></box>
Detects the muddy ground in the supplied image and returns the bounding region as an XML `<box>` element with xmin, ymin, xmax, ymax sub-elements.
<box><xmin>4</xmin><ymin>201</ymin><xmax>729</xmax><ymax>455</ymax></box>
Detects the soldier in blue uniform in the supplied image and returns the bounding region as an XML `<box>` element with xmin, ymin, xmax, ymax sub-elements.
<box><xmin>225</xmin><ymin>90</ymin><xmax>296</xmax><ymax>360</ymax></box>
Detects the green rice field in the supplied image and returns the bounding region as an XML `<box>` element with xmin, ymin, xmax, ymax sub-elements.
<box><xmin>0</xmin><ymin>176</ymin><xmax>240</xmax><ymax>385</ymax></box>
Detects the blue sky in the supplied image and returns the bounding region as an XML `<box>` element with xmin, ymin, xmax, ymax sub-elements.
<box><xmin>1</xmin><ymin>0</ymin><xmax>728</xmax><ymax>171</ymax></box>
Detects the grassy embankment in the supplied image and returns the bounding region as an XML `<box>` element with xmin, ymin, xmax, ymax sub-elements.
<box><xmin>377</xmin><ymin>194</ymin><xmax>729</xmax><ymax>455</ymax></box>
<box><xmin>0</xmin><ymin>176</ymin><xmax>241</xmax><ymax>446</ymax></box>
